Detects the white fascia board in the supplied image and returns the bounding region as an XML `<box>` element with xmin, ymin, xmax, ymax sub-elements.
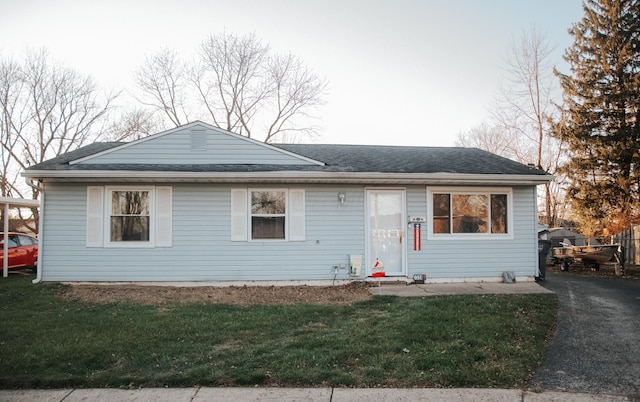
<box><xmin>23</xmin><ymin>170</ymin><xmax>554</xmax><ymax>185</ymax></box>
<box><xmin>0</xmin><ymin>196</ymin><xmax>40</xmax><ymax>207</ymax></box>
<box><xmin>69</xmin><ymin>121</ymin><xmax>325</xmax><ymax>166</ymax></box>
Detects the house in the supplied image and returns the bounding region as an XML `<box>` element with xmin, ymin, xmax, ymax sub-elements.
<box><xmin>23</xmin><ymin>121</ymin><xmax>553</xmax><ymax>283</ymax></box>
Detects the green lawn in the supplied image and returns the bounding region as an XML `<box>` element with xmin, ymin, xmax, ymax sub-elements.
<box><xmin>0</xmin><ymin>275</ymin><xmax>556</xmax><ymax>389</ymax></box>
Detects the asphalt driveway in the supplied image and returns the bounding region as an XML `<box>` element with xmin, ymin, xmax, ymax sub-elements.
<box><xmin>531</xmin><ymin>272</ymin><xmax>640</xmax><ymax>397</ymax></box>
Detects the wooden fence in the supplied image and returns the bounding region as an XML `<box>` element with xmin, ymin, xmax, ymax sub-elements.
<box><xmin>613</xmin><ymin>225</ymin><xmax>640</xmax><ymax>265</ymax></box>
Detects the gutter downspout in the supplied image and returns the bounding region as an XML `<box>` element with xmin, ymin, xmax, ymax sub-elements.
<box><xmin>3</xmin><ymin>202</ymin><xmax>8</xmax><ymax>278</ymax></box>
<box><xmin>26</xmin><ymin>178</ymin><xmax>44</xmax><ymax>284</ymax></box>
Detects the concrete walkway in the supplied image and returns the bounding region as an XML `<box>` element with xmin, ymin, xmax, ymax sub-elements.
<box><xmin>0</xmin><ymin>386</ymin><xmax>631</xmax><ymax>401</ymax></box>
<box><xmin>368</xmin><ymin>280</ymin><xmax>554</xmax><ymax>296</ymax></box>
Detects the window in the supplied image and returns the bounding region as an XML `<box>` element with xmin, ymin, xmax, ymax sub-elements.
<box><xmin>429</xmin><ymin>188</ymin><xmax>511</xmax><ymax>237</ymax></box>
<box><xmin>18</xmin><ymin>235</ymin><xmax>37</xmax><ymax>246</ymax></box>
<box><xmin>230</xmin><ymin>188</ymin><xmax>305</xmax><ymax>242</ymax></box>
<box><xmin>0</xmin><ymin>235</ymin><xmax>18</xmax><ymax>248</ymax></box>
<box><xmin>86</xmin><ymin>186</ymin><xmax>172</xmax><ymax>248</ymax></box>
<box><xmin>251</xmin><ymin>190</ymin><xmax>286</xmax><ymax>239</ymax></box>
<box><xmin>110</xmin><ymin>190</ymin><xmax>150</xmax><ymax>242</ymax></box>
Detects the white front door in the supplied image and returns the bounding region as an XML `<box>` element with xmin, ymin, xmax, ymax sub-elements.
<box><xmin>367</xmin><ymin>189</ymin><xmax>406</xmax><ymax>276</ymax></box>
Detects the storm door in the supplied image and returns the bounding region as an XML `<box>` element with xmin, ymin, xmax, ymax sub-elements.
<box><xmin>366</xmin><ymin>189</ymin><xmax>406</xmax><ymax>276</ymax></box>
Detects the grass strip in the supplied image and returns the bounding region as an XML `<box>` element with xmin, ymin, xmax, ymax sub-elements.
<box><xmin>0</xmin><ymin>276</ymin><xmax>556</xmax><ymax>389</ymax></box>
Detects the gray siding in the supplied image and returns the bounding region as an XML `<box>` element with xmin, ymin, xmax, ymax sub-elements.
<box><xmin>40</xmin><ymin>183</ymin><xmax>364</xmax><ymax>282</ymax></box>
<box><xmin>39</xmin><ymin>183</ymin><xmax>538</xmax><ymax>282</ymax></box>
<box><xmin>406</xmin><ymin>185</ymin><xmax>537</xmax><ymax>280</ymax></box>
<box><xmin>80</xmin><ymin>127</ymin><xmax>318</xmax><ymax>165</ymax></box>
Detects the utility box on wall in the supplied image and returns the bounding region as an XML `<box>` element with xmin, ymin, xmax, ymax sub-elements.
<box><xmin>350</xmin><ymin>255</ymin><xmax>362</xmax><ymax>276</ymax></box>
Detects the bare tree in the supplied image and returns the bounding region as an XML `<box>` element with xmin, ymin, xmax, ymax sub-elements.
<box><xmin>455</xmin><ymin>122</ymin><xmax>516</xmax><ymax>157</ymax></box>
<box><xmin>456</xmin><ymin>121</ymin><xmax>539</xmax><ymax>174</ymax></box>
<box><xmin>458</xmin><ymin>27</ymin><xmax>565</xmax><ymax>226</ymax></box>
<box><xmin>494</xmin><ymin>27</ymin><xmax>565</xmax><ymax>226</ymax></box>
<box><xmin>103</xmin><ymin>107</ymin><xmax>162</xmax><ymax>142</ymax></box>
<box><xmin>493</xmin><ymin>28</ymin><xmax>556</xmax><ymax>163</ymax></box>
<box><xmin>135</xmin><ymin>48</ymin><xmax>190</xmax><ymax>127</ymax></box>
<box><xmin>193</xmin><ymin>32</ymin><xmax>269</xmax><ymax>135</ymax></box>
<box><xmin>262</xmin><ymin>52</ymin><xmax>326</xmax><ymax>143</ymax></box>
<box><xmin>0</xmin><ymin>57</ymin><xmax>28</xmax><ymax>197</ymax></box>
<box><xmin>135</xmin><ymin>32</ymin><xmax>328</xmax><ymax>143</ymax></box>
<box><xmin>0</xmin><ymin>49</ymin><xmax>116</xmax><ymax>231</ymax></box>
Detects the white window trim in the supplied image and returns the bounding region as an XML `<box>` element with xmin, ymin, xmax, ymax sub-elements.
<box><xmin>248</xmin><ymin>188</ymin><xmax>289</xmax><ymax>242</ymax></box>
<box><xmin>426</xmin><ymin>186</ymin><xmax>513</xmax><ymax>240</ymax></box>
<box><xmin>104</xmin><ymin>186</ymin><xmax>156</xmax><ymax>248</ymax></box>
<box><xmin>231</xmin><ymin>188</ymin><xmax>305</xmax><ymax>243</ymax></box>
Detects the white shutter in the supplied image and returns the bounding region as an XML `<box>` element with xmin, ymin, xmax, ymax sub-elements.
<box><xmin>289</xmin><ymin>189</ymin><xmax>305</xmax><ymax>241</ymax></box>
<box><xmin>86</xmin><ymin>186</ymin><xmax>104</xmax><ymax>247</ymax></box>
<box><xmin>231</xmin><ymin>189</ymin><xmax>248</xmax><ymax>241</ymax></box>
<box><xmin>155</xmin><ymin>186</ymin><xmax>173</xmax><ymax>247</ymax></box>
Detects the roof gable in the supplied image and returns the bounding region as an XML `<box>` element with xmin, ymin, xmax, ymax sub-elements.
<box><xmin>72</xmin><ymin>121</ymin><xmax>323</xmax><ymax>166</ymax></box>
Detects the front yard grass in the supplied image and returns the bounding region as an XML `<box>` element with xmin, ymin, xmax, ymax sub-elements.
<box><xmin>0</xmin><ymin>276</ymin><xmax>556</xmax><ymax>389</ymax></box>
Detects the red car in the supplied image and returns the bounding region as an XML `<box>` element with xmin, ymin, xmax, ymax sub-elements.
<box><xmin>0</xmin><ymin>232</ymin><xmax>38</xmax><ymax>272</ymax></box>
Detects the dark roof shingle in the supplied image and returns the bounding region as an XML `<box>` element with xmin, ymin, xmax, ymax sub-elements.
<box><xmin>26</xmin><ymin>142</ymin><xmax>548</xmax><ymax>177</ymax></box>
<box><xmin>274</xmin><ymin>144</ymin><xmax>544</xmax><ymax>175</ymax></box>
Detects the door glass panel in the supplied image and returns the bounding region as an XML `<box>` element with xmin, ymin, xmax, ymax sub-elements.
<box><xmin>368</xmin><ymin>191</ymin><xmax>404</xmax><ymax>275</ymax></box>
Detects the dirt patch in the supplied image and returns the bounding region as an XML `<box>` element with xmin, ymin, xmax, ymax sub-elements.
<box><xmin>60</xmin><ymin>282</ymin><xmax>375</xmax><ymax>306</ymax></box>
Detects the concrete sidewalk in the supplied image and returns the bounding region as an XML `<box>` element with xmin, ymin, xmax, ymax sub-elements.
<box><xmin>0</xmin><ymin>387</ymin><xmax>631</xmax><ymax>401</ymax></box>
<box><xmin>368</xmin><ymin>281</ymin><xmax>554</xmax><ymax>296</ymax></box>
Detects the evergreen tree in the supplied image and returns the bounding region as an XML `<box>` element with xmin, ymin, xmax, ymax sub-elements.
<box><xmin>555</xmin><ymin>0</ymin><xmax>640</xmax><ymax>236</ymax></box>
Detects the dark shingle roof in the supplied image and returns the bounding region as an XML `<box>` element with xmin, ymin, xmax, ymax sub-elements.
<box><xmin>26</xmin><ymin>142</ymin><xmax>548</xmax><ymax>177</ymax></box>
<box><xmin>28</xmin><ymin>142</ymin><xmax>124</xmax><ymax>170</ymax></box>
<box><xmin>273</xmin><ymin>144</ymin><xmax>544</xmax><ymax>175</ymax></box>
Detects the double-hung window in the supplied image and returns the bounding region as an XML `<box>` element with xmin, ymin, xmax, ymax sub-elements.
<box><xmin>86</xmin><ymin>186</ymin><xmax>172</xmax><ymax>248</ymax></box>
<box><xmin>231</xmin><ymin>188</ymin><xmax>305</xmax><ymax>242</ymax></box>
<box><xmin>428</xmin><ymin>187</ymin><xmax>511</xmax><ymax>238</ymax></box>
<box><xmin>251</xmin><ymin>190</ymin><xmax>287</xmax><ymax>239</ymax></box>
<box><xmin>110</xmin><ymin>189</ymin><xmax>151</xmax><ymax>242</ymax></box>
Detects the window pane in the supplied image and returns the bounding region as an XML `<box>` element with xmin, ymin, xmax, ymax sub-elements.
<box><xmin>18</xmin><ymin>235</ymin><xmax>35</xmax><ymax>245</ymax></box>
<box><xmin>252</xmin><ymin>217</ymin><xmax>285</xmax><ymax>239</ymax></box>
<box><xmin>1</xmin><ymin>235</ymin><xmax>19</xmax><ymax>248</ymax></box>
<box><xmin>452</xmin><ymin>194</ymin><xmax>488</xmax><ymax>233</ymax></box>
<box><xmin>491</xmin><ymin>194</ymin><xmax>508</xmax><ymax>233</ymax></box>
<box><xmin>112</xmin><ymin>191</ymin><xmax>149</xmax><ymax>215</ymax></box>
<box><xmin>110</xmin><ymin>190</ymin><xmax>150</xmax><ymax>242</ymax></box>
<box><xmin>251</xmin><ymin>191</ymin><xmax>286</xmax><ymax>214</ymax></box>
<box><xmin>111</xmin><ymin>216</ymin><xmax>150</xmax><ymax>241</ymax></box>
<box><xmin>433</xmin><ymin>193</ymin><xmax>451</xmax><ymax>233</ymax></box>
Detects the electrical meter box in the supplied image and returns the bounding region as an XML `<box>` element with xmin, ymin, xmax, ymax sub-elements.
<box><xmin>349</xmin><ymin>255</ymin><xmax>363</xmax><ymax>276</ymax></box>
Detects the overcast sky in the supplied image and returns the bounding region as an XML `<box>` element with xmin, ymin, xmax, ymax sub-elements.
<box><xmin>0</xmin><ymin>0</ymin><xmax>584</xmax><ymax>146</ymax></box>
